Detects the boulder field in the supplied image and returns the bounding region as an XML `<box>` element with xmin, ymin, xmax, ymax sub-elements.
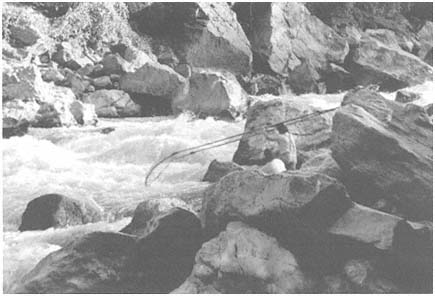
<box><xmin>2</xmin><ymin>2</ymin><xmax>432</xmax><ymax>138</ymax></box>
<box><xmin>5</xmin><ymin>2</ymin><xmax>433</xmax><ymax>294</ymax></box>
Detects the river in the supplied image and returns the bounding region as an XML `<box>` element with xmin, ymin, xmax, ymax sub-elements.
<box><xmin>2</xmin><ymin>82</ymin><xmax>433</xmax><ymax>292</ymax></box>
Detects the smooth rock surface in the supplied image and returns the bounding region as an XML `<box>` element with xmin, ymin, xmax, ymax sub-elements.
<box><xmin>19</xmin><ymin>193</ymin><xmax>103</xmax><ymax>231</ymax></box>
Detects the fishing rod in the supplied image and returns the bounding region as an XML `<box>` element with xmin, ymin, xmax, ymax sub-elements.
<box><xmin>144</xmin><ymin>106</ymin><xmax>338</xmax><ymax>186</ymax></box>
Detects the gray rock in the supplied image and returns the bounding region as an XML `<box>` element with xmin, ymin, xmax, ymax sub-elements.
<box><xmin>200</xmin><ymin>169</ymin><xmax>352</xmax><ymax>239</ymax></box>
<box><xmin>128</xmin><ymin>2</ymin><xmax>252</xmax><ymax>76</ymax></box>
<box><xmin>173</xmin><ymin>222</ymin><xmax>316</xmax><ymax>293</ymax></box>
<box><xmin>172</xmin><ymin>68</ymin><xmax>248</xmax><ymax>118</ymax></box>
<box><xmin>331</xmin><ymin>88</ymin><xmax>433</xmax><ymax>220</ymax></box>
<box><xmin>19</xmin><ymin>193</ymin><xmax>103</xmax><ymax>231</ymax></box>
<box><xmin>15</xmin><ymin>232</ymin><xmax>136</xmax><ymax>293</ymax></box>
<box><xmin>234</xmin><ymin>3</ymin><xmax>348</xmax><ymax>85</ymax></box>
<box><xmin>41</xmin><ymin>68</ymin><xmax>65</xmax><ymax>84</ymax></box>
<box><xmin>121</xmin><ymin>198</ymin><xmax>192</xmax><ymax>236</ymax></box>
<box><xmin>416</xmin><ymin>21</ymin><xmax>433</xmax><ymax>63</ymax></box>
<box><xmin>17</xmin><ymin>207</ymin><xmax>202</xmax><ymax>293</ymax></box>
<box><xmin>92</xmin><ymin>76</ymin><xmax>112</xmax><ymax>89</ymax></box>
<box><xmin>83</xmin><ymin>90</ymin><xmax>141</xmax><ymax>117</ymax></box>
<box><xmin>202</xmin><ymin>159</ymin><xmax>244</xmax><ymax>182</ymax></box>
<box><xmin>2</xmin><ymin>117</ymin><xmax>29</xmax><ymax>139</ymax></box>
<box><xmin>300</xmin><ymin>149</ymin><xmax>343</xmax><ymax>181</ymax></box>
<box><xmin>347</xmin><ymin>36</ymin><xmax>433</xmax><ymax>91</ymax></box>
<box><xmin>8</xmin><ymin>25</ymin><xmax>40</xmax><ymax>48</ymax></box>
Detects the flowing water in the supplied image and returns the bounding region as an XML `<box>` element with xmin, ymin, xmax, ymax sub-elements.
<box><xmin>2</xmin><ymin>82</ymin><xmax>433</xmax><ymax>292</ymax></box>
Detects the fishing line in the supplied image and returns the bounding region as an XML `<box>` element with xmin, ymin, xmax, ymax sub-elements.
<box><xmin>144</xmin><ymin>107</ymin><xmax>338</xmax><ymax>186</ymax></box>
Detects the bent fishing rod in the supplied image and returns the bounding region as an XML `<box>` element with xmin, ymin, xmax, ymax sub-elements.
<box><xmin>144</xmin><ymin>106</ymin><xmax>338</xmax><ymax>186</ymax></box>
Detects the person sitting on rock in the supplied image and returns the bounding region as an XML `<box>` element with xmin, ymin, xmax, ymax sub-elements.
<box><xmin>260</xmin><ymin>148</ymin><xmax>286</xmax><ymax>175</ymax></box>
<box><xmin>264</xmin><ymin>123</ymin><xmax>297</xmax><ymax>170</ymax></box>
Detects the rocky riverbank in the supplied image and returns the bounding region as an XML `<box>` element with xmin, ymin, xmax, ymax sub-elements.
<box><xmin>3</xmin><ymin>2</ymin><xmax>433</xmax><ymax>294</ymax></box>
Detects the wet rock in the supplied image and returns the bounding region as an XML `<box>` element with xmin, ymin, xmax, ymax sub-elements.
<box><xmin>331</xmin><ymin>88</ymin><xmax>433</xmax><ymax>220</ymax></box>
<box><xmin>101</xmin><ymin>54</ymin><xmax>125</xmax><ymax>75</ymax></box>
<box><xmin>300</xmin><ymin>149</ymin><xmax>343</xmax><ymax>181</ymax></box>
<box><xmin>347</xmin><ymin>36</ymin><xmax>433</xmax><ymax>91</ymax></box>
<box><xmin>92</xmin><ymin>76</ymin><xmax>112</xmax><ymax>89</ymax></box>
<box><xmin>245</xmin><ymin>73</ymin><xmax>283</xmax><ymax>96</ymax></box>
<box><xmin>172</xmin><ymin>68</ymin><xmax>247</xmax><ymax>118</ymax></box>
<box><xmin>200</xmin><ymin>169</ymin><xmax>352</xmax><ymax>239</ymax></box>
<box><xmin>69</xmin><ymin>101</ymin><xmax>98</xmax><ymax>126</ymax></box>
<box><xmin>424</xmin><ymin>48</ymin><xmax>433</xmax><ymax>66</ymax></box>
<box><xmin>2</xmin><ymin>117</ymin><xmax>30</xmax><ymax>139</ymax></box>
<box><xmin>15</xmin><ymin>232</ymin><xmax>136</xmax><ymax>293</ymax></box>
<box><xmin>173</xmin><ymin>222</ymin><xmax>316</xmax><ymax>293</ymax></box>
<box><xmin>202</xmin><ymin>159</ymin><xmax>244</xmax><ymax>183</ymax></box>
<box><xmin>83</xmin><ymin>90</ymin><xmax>141</xmax><ymax>117</ymax></box>
<box><xmin>126</xmin><ymin>208</ymin><xmax>203</xmax><ymax>293</ymax></box>
<box><xmin>121</xmin><ymin>198</ymin><xmax>193</xmax><ymax>236</ymax></box>
<box><xmin>129</xmin><ymin>2</ymin><xmax>252</xmax><ymax>76</ymax></box>
<box><xmin>8</xmin><ymin>25</ymin><xmax>40</xmax><ymax>48</ymax></box>
<box><xmin>395</xmin><ymin>90</ymin><xmax>422</xmax><ymax>103</ymax></box>
<box><xmin>19</xmin><ymin>193</ymin><xmax>103</xmax><ymax>231</ymax></box>
<box><xmin>234</xmin><ymin>3</ymin><xmax>348</xmax><ymax>82</ymax></box>
<box><xmin>233</xmin><ymin>97</ymin><xmax>334</xmax><ymax>166</ymax></box>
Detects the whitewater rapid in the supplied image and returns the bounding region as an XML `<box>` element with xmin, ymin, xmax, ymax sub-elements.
<box><xmin>2</xmin><ymin>81</ymin><xmax>433</xmax><ymax>292</ymax></box>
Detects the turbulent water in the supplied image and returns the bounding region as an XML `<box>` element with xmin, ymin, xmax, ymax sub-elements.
<box><xmin>2</xmin><ymin>82</ymin><xmax>433</xmax><ymax>292</ymax></box>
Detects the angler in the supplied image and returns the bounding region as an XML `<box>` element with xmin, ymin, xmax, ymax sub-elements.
<box><xmin>144</xmin><ymin>107</ymin><xmax>338</xmax><ymax>186</ymax></box>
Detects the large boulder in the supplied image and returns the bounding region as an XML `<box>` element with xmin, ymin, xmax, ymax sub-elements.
<box><xmin>346</xmin><ymin>35</ymin><xmax>433</xmax><ymax>91</ymax></box>
<box><xmin>119</xmin><ymin>61</ymin><xmax>188</xmax><ymax>112</ymax></box>
<box><xmin>17</xmin><ymin>207</ymin><xmax>203</xmax><ymax>293</ymax></box>
<box><xmin>15</xmin><ymin>232</ymin><xmax>136</xmax><ymax>293</ymax></box>
<box><xmin>172</xmin><ymin>222</ymin><xmax>316</xmax><ymax>293</ymax></box>
<box><xmin>234</xmin><ymin>2</ymin><xmax>348</xmax><ymax>92</ymax></box>
<box><xmin>200</xmin><ymin>169</ymin><xmax>352</xmax><ymax>240</ymax></box>
<box><xmin>202</xmin><ymin>159</ymin><xmax>244</xmax><ymax>183</ymax></box>
<box><xmin>125</xmin><ymin>208</ymin><xmax>203</xmax><ymax>293</ymax></box>
<box><xmin>128</xmin><ymin>2</ymin><xmax>252</xmax><ymax>76</ymax></box>
<box><xmin>69</xmin><ymin>101</ymin><xmax>98</xmax><ymax>126</ymax></box>
<box><xmin>83</xmin><ymin>90</ymin><xmax>141</xmax><ymax>117</ymax></box>
<box><xmin>331</xmin><ymin>88</ymin><xmax>433</xmax><ymax>220</ymax></box>
<box><xmin>172</xmin><ymin>68</ymin><xmax>248</xmax><ymax>119</ymax></box>
<box><xmin>233</xmin><ymin>96</ymin><xmax>334</xmax><ymax>166</ymax></box>
<box><xmin>18</xmin><ymin>194</ymin><xmax>103</xmax><ymax>231</ymax></box>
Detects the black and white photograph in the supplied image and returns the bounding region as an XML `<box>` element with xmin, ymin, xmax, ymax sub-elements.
<box><xmin>2</xmin><ymin>1</ymin><xmax>433</xmax><ymax>294</ymax></box>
